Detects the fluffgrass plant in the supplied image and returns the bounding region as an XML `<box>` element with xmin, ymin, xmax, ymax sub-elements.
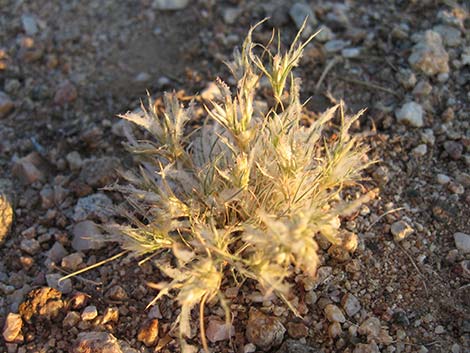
<box><xmin>110</xmin><ymin>21</ymin><xmax>373</xmax><ymax>352</ymax></box>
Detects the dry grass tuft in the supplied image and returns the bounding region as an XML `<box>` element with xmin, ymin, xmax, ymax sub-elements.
<box><xmin>110</xmin><ymin>20</ymin><xmax>374</xmax><ymax>352</ymax></box>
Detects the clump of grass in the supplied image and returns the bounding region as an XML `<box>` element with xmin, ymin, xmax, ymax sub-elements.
<box><xmin>111</xmin><ymin>21</ymin><xmax>373</xmax><ymax>352</ymax></box>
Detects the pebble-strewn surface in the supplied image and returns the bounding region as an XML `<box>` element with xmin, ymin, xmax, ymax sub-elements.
<box><xmin>0</xmin><ymin>1</ymin><xmax>469</xmax><ymax>352</ymax></box>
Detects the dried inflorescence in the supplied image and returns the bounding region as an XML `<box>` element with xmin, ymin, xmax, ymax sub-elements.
<box><xmin>110</xmin><ymin>21</ymin><xmax>373</xmax><ymax>352</ymax></box>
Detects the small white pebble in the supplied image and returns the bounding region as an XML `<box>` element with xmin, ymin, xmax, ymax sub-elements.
<box><xmin>437</xmin><ymin>73</ymin><xmax>449</xmax><ymax>82</ymax></box>
<box><xmin>396</xmin><ymin>101</ymin><xmax>424</xmax><ymax>127</ymax></box>
<box><xmin>436</xmin><ymin>174</ymin><xmax>450</xmax><ymax>185</ymax></box>
<box><xmin>243</xmin><ymin>343</ymin><xmax>256</xmax><ymax>353</ymax></box>
<box><xmin>412</xmin><ymin>144</ymin><xmax>427</xmax><ymax>157</ymax></box>
<box><xmin>454</xmin><ymin>232</ymin><xmax>470</xmax><ymax>254</ymax></box>
<box><xmin>421</xmin><ymin>128</ymin><xmax>435</xmax><ymax>145</ymax></box>
<box><xmin>341</xmin><ymin>47</ymin><xmax>361</xmax><ymax>58</ymax></box>
<box><xmin>360</xmin><ymin>205</ymin><xmax>370</xmax><ymax>216</ymax></box>
<box><xmin>134</xmin><ymin>72</ymin><xmax>150</xmax><ymax>82</ymax></box>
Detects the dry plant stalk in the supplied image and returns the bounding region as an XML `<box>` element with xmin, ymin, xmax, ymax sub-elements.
<box><xmin>110</xmin><ymin>21</ymin><xmax>373</xmax><ymax>352</ymax></box>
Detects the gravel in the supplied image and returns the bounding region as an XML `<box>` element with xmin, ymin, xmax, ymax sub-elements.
<box><xmin>324</xmin><ymin>304</ymin><xmax>346</xmax><ymax>323</ymax></box>
<box><xmin>101</xmin><ymin>307</ymin><xmax>119</xmax><ymax>325</ymax></box>
<box><xmin>353</xmin><ymin>342</ymin><xmax>380</xmax><ymax>353</ymax></box>
<box><xmin>61</xmin><ymin>252</ymin><xmax>84</xmax><ymax>271</ymax></box>
<box><xmin>289</xmin><ymin>3</ymin><xmax>317</xmax><ymax>35</ymax></box>
<box><xmin>454</xmin><ymin>232</ymin><xmax>470</xmax><ymax>254</ymax></box>
<box><xmin>328</xmin><ymin>322</ymin><xmax>342</xmax><ymax>338</ymax></box>
<box><xmin>341</xmin><ymin>47</ymin><xmax>361</xmax><ymax>58</ymax></box>
<box><xmin>0</xmin><ymin>179</ymin><xmax>14</xmax><ymax>245</ymax></box>
<box><xmin>432</xmin><ymin>25</ymin><xmax>462</xmax><ymax>47</ymax></box>
<box><xmin>246</xmin><ymin>308</ymin><xmax>286</xmax><ymax>350</ymax></box>
<box><xmin>412</xmin><ymin>144</ymin><xmax>427</xmax><ymax>157</ymax></box>
<box><xmin>153</xmin><ymin>0</ymin><xmax>189</xmax><ymax>10</ymax></box>
<box><xmin>324</xmin><ymin>39</ymin><xmax>350</xmax><ymax>53</ymax></box>
<box><xmin>222</xmin><ymin>7</ymin><xmax>242</xmax><ymax>25</ymax></box>
<box><xmin>106</xmin><ymin>285</ymin><xmax>128</xmax><ymax>301</ymax></box>
<box><xmin>21</xmin><ymin>14</ymin><xmax>38</xmax><ymax>36</ymax></box>
<box><xmin>71</xmin><ymin>220</ymin><xmax>105</xmax><ymax>251</ymax></box>
<box><xmin>79</xmin><ymin>157</ymin><xmax>120</xmax><ymax>188</ymax></box>
<box><xmin>413</xmin><ymin>80</ymin><xmax>433</xmax><ymax>97</ymax></box>
<box><xmin>408</xmin><ymin>30</ymin><xmax>449</xmax><ymax>76</ymax></box>
<box><xmin>395</xmin><ymin>102</ymin><xmax>424</xmax><ymax>127</ymax></box>
<box><xmin>276</xmin><ymin>340</ymin><xmax>320</xmax><ymax>353</ymax></box>
<box><xmin>0</xmin><ymin>1</ymin><xmax>468</xmax><ymax>352</ymax></box>
<box><xmin>341</xmin><ymin>293</ymin><xmax>361</xmax><ymax>317</ymax></box>
<box><xmin>443</xmin><ymin>141</ymin><xmax>463</xmax><ymax>160</ymax></box>
<box><xmin>391</xmin><ymin>220</ymin><xmax>414</xmax><ymax>242</ymax></box>
<box><xmin>436</xmin><ymin>174</ymin><xmax>451</xmax><ymax>185</ymax></box>
<box><xmin>47</xmin><ymin>241</ymin><xmax>68</xmax><ymax>263</ymax></box>
<box><xmin>205</xmin><ymin>318</ymin><xmax>234</xmax><ymax>343</ymax></box>
<box><xmin>315</xmin><ymin>25</ymin><xmax>334</xmax><ymax>42</ymax></box>
<box><xmin>66</xmin><ymin>151</ymin><xmax>83</xmax><ymax>171</ymax></box>
<box><xmin>358</xmin><ymin>317</ymin><xmax>381</xmax><ymax>338</ymax></box>
<box><xmin>73</xmin><ymin>192</ymin><xmax>114</xmax><ymax>222</ymax></box>
<box><xmin>74</xmin><ymin>331</ymin><xmax>123</xmax><ymax>353</ymax></box>
<box><xmin>396</xmin><ymin>69</ymin><xmax>417</xmax><ymax>89</ymax></box>
<box><xmin>12</xmin><ymin>153</ymin><xmax>45</xmax><ymax>185</ymax></box>
<box><xmin>137</xmin><ymin>319</ymin><xmax>159</xmax><ymax>346</ymax></box>
<box><xmin>63</xmin><ymin>311</ymin><xmax>81</xmax><ymax>328</ymax></box>
<box><xmin>20</xmin><ymin>238</ymin><xmax>40</xmax><ymax>255</ymax></box>
<box><xmin>81</xmin><ymin>305</ymin><xmax>98</xmax><ymax>321</ymax></box>
<box><xmin>53</xmin><ymin>81</ymin><xmax>78</xmax><ymax>105</ymax></box>
<box><xmin>0</xmin><ymin>92</ymin><xmax>14</xmax><ymax>119</ymax></box>
<box><xmin>2</xmin><ymin>312</ymin><xmax>23</xmax><ymax>343</ymax></box>
<box><xmin>286</xmin><ymin>322</ymin><xmax>308</xmax><ymax>339</ymax></box>
<box><xmin>46</xmin><ymin>273</ymin><xmax>73</xmax><ymax>294</ymax></box>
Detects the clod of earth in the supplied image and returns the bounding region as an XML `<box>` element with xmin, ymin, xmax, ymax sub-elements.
<box><xmin>0</xmin><ymin>179</ymin><xmax>14</xmax><ymax>245</ymax></box>
<box><xmin>19</xmin><ymin>287</ymin><xmax>64</xmax><ymax>323</ymax></box>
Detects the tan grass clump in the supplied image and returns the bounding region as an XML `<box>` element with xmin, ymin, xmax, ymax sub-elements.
<box><xmin>110</xmin><ymin>21</ymin><xmax>373</xmax><ymax>352</ymax></box>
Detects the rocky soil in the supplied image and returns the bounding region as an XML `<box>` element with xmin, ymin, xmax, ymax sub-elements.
<box><xmin>1</xmin><ymin>1</ymin><xmax>469</xmax><ymax>352</ymax></box>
